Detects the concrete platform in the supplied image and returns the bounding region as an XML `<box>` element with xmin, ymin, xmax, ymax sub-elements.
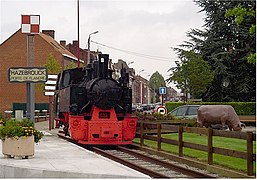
<box><xmin>0</xmin><ymin>128</ymin><xmax>150</xmax><ymax>178</ymax></box>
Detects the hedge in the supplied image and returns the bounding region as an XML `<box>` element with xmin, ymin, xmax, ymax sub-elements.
<box><xmin>165</xmin><ymin>102</ymin><xmax>256</xmax><ymax>115</ymax></box>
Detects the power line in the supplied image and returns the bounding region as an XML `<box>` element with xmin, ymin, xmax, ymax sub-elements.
<box><xmin>91</xmin><ymin>40</ymin><xmax>177</xmax><ymax>62</ymax></box>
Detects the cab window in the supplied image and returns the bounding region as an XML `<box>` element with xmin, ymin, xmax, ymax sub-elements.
<box><xmin>61</xmin><ymin>71</ymin><xmax>70</xmax><ymax>88</ymax></box>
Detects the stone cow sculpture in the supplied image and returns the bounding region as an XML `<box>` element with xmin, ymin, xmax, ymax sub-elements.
<box><xmin>197</xmin><ymin>105</ymin><xmax>242</xmax><ymax>131</ymax></box>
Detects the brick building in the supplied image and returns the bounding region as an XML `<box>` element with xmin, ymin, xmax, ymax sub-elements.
<box><xmin>134</xmin><ymin>75</ymin><xmax>149</xmax><ymax>104</ymax></box>
<box><xmin>112</xmin><ymin>59</ymin><xmax>153</xmax><ymax>104</ymax></box>
<box><xmin>60</xmin><ymin>40</ymin><xmax>87</xmax><ymax>65</ymax></box>
<box><xmin>0</xmin><ymin>29</ymin><xmax>77</xmax><ymax>114</ymax></box>
<box><xmin>60</xmin><ymin>40</ymin><xmax>99</xmax><ymax>66</ymax></box>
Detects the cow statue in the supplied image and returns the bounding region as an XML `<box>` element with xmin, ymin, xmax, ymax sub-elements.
<box><xmin>197</xmin><ymin>105</ymin><xmax>242</xmax><ymax>131</ymax></box>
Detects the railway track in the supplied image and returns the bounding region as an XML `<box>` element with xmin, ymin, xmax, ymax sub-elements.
<box><xmin>58</xmin><ymin>133</ymin><xmax>218</xmax><ymax>178</ymax></box>
<box><xmin>92</xmin><ymin>146</ymin><xmax>217</xmax><ymax>178</ymax></box>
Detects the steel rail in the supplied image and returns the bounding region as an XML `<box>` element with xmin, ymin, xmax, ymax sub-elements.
<box><xmin>92</xmin><ymin>147</ymin><xmax>170</xmax><ymax>178</ymax></box>
<box><xmin>117</xmin><ymin>146</ymin><xmax>216</xmax><ymax>178</ymax></box>
<box><xmin>58</xmin><ymin>133</ymin><xmax>215</xmax><ymax>178</ymax></box>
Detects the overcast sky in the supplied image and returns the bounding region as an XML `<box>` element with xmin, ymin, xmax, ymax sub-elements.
<box><xmin>0</xmin><ymin>0</ymin><xmax>205</xmax><ymax>89</ymax></box>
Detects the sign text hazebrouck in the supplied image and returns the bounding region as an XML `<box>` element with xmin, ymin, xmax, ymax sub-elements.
<box><xmin>8</xmin><ymin>67</ymin><xmax>47</xmax><ymax>83</ymax></box>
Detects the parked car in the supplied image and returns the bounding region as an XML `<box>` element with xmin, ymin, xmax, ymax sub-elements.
<box><xmin>169</xmin><ymin>105</ymin><xmax>245</xmax><ymax>130</ymax></box>
<box><xmin>169</xmin><ymin>105</ymin><xmax>200</xmax><ymax>119</ymax></box>
<box><xmin>136</xmin><ymin>104</ymin><xmax>143</xmax><ymax>112</ymax></box>
<box><xmin>132</xmin><ymin>104</ymin><xmax>137</xmax><ymax>112</ymax></box>
<box><xmin>168</xmin><ymin>105</ymin><xmax>200</xmax><ymax>119</ymax></box>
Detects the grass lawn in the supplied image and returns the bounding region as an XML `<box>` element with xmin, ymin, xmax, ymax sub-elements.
<box><xmin>133</xmin><ymin>132</ymin><xmax>256</xmax><ymax>173</ymax></box>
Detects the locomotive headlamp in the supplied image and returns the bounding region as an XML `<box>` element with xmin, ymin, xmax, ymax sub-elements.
<box><xmin>72</xmin><ymin>119</ymin><xmax>80</xmax><ymax>128</ymax></box>
<box><xmin>128</xmin><ymin>120</ymin><xmax>136</xmax><ymax>127</ymax></box>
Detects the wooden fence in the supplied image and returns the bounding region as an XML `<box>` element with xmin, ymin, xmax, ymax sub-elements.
<box><xmin>137</xmin><ymin>122</ymin><xmax>256</xmax><ymax>176</ymax></box>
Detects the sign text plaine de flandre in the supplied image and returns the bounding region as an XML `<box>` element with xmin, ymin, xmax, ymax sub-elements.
<box><xmin>8</xmin><ymin>67</ymin><xmax>47</xmax><ymax>83</ymax></box>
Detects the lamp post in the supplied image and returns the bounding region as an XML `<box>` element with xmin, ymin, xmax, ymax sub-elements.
<box><xmin>127</xmin><ymin>61</ymin><xmax>134</xmax><ymax>66</ymax></box>
<box><xmin>139</xmin><ymin>69</ymin><xmax>144</xmax><ymax>76</ymax></box>
<box><xmin>139</xmin><ymin>69</ymin><xmax>144</xmax><ymax>104</ymax></box>
<box><xmin>88</xmin><ymin>31</ymin><xmax>99</xmax><ymax>64</ymax></box>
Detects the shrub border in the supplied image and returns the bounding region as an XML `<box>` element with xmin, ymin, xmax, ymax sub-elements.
<box><xmin>165</xmin><ymin>102</ymin><xmax>256</xmax><ymax>115</ymax></box>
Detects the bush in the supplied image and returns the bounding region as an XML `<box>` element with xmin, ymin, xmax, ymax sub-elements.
<box><xmin>165</xmin><ymin>102</ymin><xmax>256</xmax><ymax>115</ymax></box>
<box><xmin>0</xmin><ymin>119</ymin><xmax>43</xmax><ymax>143</ymax></box>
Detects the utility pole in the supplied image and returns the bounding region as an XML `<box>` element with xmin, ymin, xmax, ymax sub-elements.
<box><xmin>77</xmin><ymin>0</ymin><xmax>80</xmax><ymax>67</ymax></box>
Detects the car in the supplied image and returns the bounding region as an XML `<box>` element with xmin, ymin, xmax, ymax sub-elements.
<box><xmin>168</xmin><ymin>105</ymin><xmax>200</xmax><ymax>119</ymax></box>
<box><xmin>169</xmin><ymin>105</ymin><xmax>245</xmax><ymax>130</ymax></box>
<box><xmin>136</xmin><ymin>104</ymin><xmax>143</xmax><ymax>112</ymax></box>
<box><xmin>132</xmin><ymin>104</ymin><xmax>137</xmax><ymax>112</ymax></box>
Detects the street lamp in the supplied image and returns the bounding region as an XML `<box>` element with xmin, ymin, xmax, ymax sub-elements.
<box><xmin>88</xmin><ymin>31</ymin><xmax>99</xmax><ymax>64</ymax></box>
<box><xmin>139</xmin><ymin>69</ymin><xmax>144</xmax><ymax>76</ymax></box>
<box><xmin>138</xmin><ymin>69</ymin><xmax>144</xmax><ymax>104</ymax></box>
<box><xmin>127</xmin><ymin>61</ymin><xmax>134</xmax><ymax>66</ymax></box>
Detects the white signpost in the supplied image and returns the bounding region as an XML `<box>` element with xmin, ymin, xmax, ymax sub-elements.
<box><xmin>44</xmin><ymin>74</ymin><xmax>57</xmax><ymax>130</ymax></box>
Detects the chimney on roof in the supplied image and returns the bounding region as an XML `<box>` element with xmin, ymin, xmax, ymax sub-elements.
<box><xmin>60</xmin><ymin>40</ymin><xmax>66</xmax><ymax>47</ymax></box>
<box><xmin>73</xmin><ymin>40</ymin><xmax>78</xmax><ymax>47</ymax></box>
<box><xmin>42</xmin><ymin>30</ymin><xmax>55</xmax><ymax>39</ymax></box>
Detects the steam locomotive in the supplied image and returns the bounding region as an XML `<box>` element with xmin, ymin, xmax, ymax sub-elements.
<box><xmin>53</xmin><ymin>54</ymin><xmax>137</xmax><ymax>145</ymax></box>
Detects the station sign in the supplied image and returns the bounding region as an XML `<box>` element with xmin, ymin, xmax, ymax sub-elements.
<box><xmin>8</xmin><ymin>67</ymin><xmax>47</xmax><ymax>83</ymax></box>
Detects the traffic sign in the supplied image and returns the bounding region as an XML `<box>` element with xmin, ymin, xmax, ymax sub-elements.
<box><xmin>159</xmin><ymin>87</ymin><xmax>166</xmax><ymax>94</ymax></box>
<box><xmin>156</xmin><ymin>106</ymin><xmax>167</xmax><ymax>114</ymax></box>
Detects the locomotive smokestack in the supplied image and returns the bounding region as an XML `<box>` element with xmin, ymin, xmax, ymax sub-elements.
<box><xmin>98</xmin><ymin>54</ymin><xmax>109</xmax><ymax>78</ymax></box>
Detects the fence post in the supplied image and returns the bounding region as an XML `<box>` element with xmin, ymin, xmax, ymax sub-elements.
<box><xmin>207</xmin><ymin>128</ymin><xmax>213</xmax><ymax>165</ymax></box>
<box><xmin>157</xmin><ymin>124</ymin><xmax>161</xmax><ymax>151</ymax></box>
<box><xmin>178</xmin><ymin>126</ymin><xmax>183</xmax><ymax>157</ymax></box>
<box><xmin>246</xmin><ymin>132</ymin><xmax>253</xmax><ymax>176</ymax></box>
<box><xmin>140</xmin><ymin>121</ymin><xmax>144</xmax><ymax>146</ymax></box>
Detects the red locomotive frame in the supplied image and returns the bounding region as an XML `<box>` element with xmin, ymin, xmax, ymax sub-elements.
<box><xmin>56</xmin><ymin>106</ymin><xmax>137</xmax><ymax>145</ymax></box>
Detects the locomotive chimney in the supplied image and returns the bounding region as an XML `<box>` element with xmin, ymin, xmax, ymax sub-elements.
<box><xmin>98</xmin><ymin>54</ymin><xmax>109</xmax><ymax>78</ymax></box>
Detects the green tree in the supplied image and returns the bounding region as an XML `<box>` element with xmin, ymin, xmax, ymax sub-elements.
<box><xmin>176</xmin><ymin>0</ymin><xmax>256</xmax><ymax>102</ymax></box>
<box><xmin>65</xmin><ymin>61</ymin><xmax>76</xmax><ymax>70</ymax></box>
<box><xmin>149</xmin><ymin>71</ymin><xmax>165</xmax><ymax>103</ymax></box>
<box><xmin>44</xmin><ymin>53</ymin><xmax>61</xmax><ymax>74</ymax></box>
<box><xmin>167</xmin><ymin>50</ymin><xmax>214</xmax><ymax>100</ymax></box>
<box><xmin>225</xmin><ymin>4</ymin><xmax>256</xmax><ymax>64</ymax></box>
<box><xmin>35</xmin><ymin>53</ymin><xmax>62</xmax><ymax>93</ymax></box>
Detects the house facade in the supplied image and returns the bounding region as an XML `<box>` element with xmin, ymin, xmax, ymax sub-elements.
<box><xmin>0</xmin><ymin>29</ymin><xmax>77</xmax><ymax>114</ymax></box>
<box><xmin>113</xmin><ymin>59</ymin><xmax>151</xmax><ymax>104</ymax></box>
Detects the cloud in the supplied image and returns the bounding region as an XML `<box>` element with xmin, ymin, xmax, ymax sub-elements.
<box><xmin>1</xmin><ymin>0</ymin><xmax>205</xmax><ymax>88</ymax></box>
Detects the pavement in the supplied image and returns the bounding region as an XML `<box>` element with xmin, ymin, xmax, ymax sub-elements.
<box><xmin>241</xmin><ymin>126</ymin><xmax>256</xmax><ymax>132</ymax></box>
<box><xmin>0</xmin><ymin>120</ymin><xmax>150</xmax><ymax>178</ymax></box>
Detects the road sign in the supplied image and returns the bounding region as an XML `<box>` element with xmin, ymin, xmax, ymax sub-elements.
<box><xmin>159</xmin><ymin>87</ymin><xmax>166</xmax><ymax>95</ymax></box>
<box><xmin>156</xmin><ymin>106</ymin><xmax>167</xmax><ymax>115</ymax></box>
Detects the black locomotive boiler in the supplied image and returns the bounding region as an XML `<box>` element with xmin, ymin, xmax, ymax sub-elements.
<box><xmin>53</xmin><ymin>54</ymin><xmax>137</xmax><ymax>145</ymax></box>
